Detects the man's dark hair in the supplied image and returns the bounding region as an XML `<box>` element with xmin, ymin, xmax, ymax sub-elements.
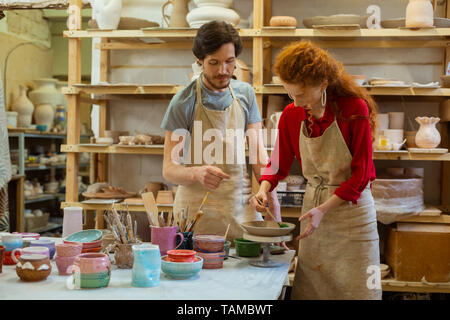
<box><xmin>193</xmin><ymin>21</ymin><xmax>243</xmax><ymax>60</ymax></box>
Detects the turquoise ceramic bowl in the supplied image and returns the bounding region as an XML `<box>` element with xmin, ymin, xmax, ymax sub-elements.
<box><xmin>66</xmin><ymin>229</ymin><xmax>102</xmax><ymax>243</ymax></box>
<box><xmin>161</xmin><ymin>255</ymin><xmax>203</xmax><ymax>280</ymax></box>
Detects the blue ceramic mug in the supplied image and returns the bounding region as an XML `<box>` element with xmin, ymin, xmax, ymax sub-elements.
<box><xmin>131</xmin><ymin>243</ymin><xmax>161</xmax><ymax>287</ymax></box>
<box><xmin>1</xmin><ymin>234</ymin><xmax>23</xmax><ymax>252</ymax></box>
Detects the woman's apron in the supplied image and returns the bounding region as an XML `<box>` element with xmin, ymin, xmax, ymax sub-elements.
<box><xmin>291</xmin><ymin>116</ymin><xmax>381</xmax><ymax>300</ymax></box>
<box><xmin>173</xmin><ymin>77</ymin><xmax>262</xmax><ymax>241</ymax></box>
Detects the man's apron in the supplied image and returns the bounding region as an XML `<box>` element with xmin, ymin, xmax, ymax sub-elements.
<box><xmin>291</xmin><ymin>116</ymin><xmax>381</xmax><ymax>300</ymax></box>
<box><xmin>173</xmin><ymin>77</ymin><xmax>262</xmax><ymax>241</ymax></box>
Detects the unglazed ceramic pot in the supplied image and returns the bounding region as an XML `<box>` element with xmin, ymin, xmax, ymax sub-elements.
<box><xmin>90</xmin><ymin>0</ymin><xmax>122</xmax><ymax>30</ymax></box>
<box><xmin>28</xmin><ymin>78</ymin><xmax>59</xmax><ymax>110</ymax></box>
<box><xmin>34</xmin><ymin>104</ymin><xmax>54</xmax><ymax>131</ymax></box>
<box><xmin>110</xmin><ymin>243</ymin><xmax>134</xmax><ymax>269</ymax></box>
<box><xmin>11</xmin><ymin>85</ymin><xmax>34</xmax><ymax>127</ymax></box>
<box><xmin>193</xmin><ymin>0</ymin><xmax>233</xmax><ymax>8</ymax></box>
<box><xmin>187</xmin><ymin>6</ymin><xmax>240</xmax><ymax>28</ymax></box>
<box><xmin>16</xmin><ymin>254</ymin><xmax>52</xmax><ymax>282</ymax></box>
<box><xmin>415</xmin><ymin>116</ymin><xmax>441</xmax><ymax>148</ymax></box>
<box><xmin>162</xmin><ymin>0</ymin><xmax>190</xmax><ymax>27</ymax></box>
<box><xmin>406</xmin><ymin>0</ymin><xmax>433</xmax><ymax>28</ymax></box>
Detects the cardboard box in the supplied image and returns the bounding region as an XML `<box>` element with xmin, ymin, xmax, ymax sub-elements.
<box><xmin>385</xmin><ymin>223</ymin><xmax>450</xmax><ymax>283</ymax></box>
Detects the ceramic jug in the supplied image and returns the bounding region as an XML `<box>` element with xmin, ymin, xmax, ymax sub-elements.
<box><xmin>11</xmin><ymin>85</ymin><xmax>34</xmax><ymax>127</ymax></box>
<box><xmin>405</xmin><ymin>0</ymin><xmax>434</xmax><ymax>28</ymax></box>
<box><xmin>415</xmin><ymin>116</ymin><xmax>441</xmax><ymax>148</ymax></box>
<box><xmin>131</xmin><ymin>243</ymin><xmax>161</xmax><ymax>287</ymax></box>
<box><xmin>90</xmin><ymin>0</ymin><xmax>122</xmax><ymax>30</ymax></box>
<box><xmin>162</xmin><ymin>0</ymin><xmax>190</xmax><ymax>28</ymax></box>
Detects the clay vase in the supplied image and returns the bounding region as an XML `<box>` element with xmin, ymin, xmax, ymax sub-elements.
<box><xmin>34</xmin><ymin>104</ymin><xmax>54</xmax><ymax>132</ymax></box>
<box><xmin>28</xmin><ymin>78</ymin><xmax>59</xmax><ymax>112</ymax></box>
<box><xmin>11</xmin><ymin>85</ymin><xmax>34</xmax><ymax>127</ymax></box>
<box><xmin>405</xmin><ymin>0</ymin><xmax>434</xmax><ymax>28</ymax></box>
<box><xmin>162</xmin><ymin>0</ymin><xmax>190</xmax><ymax>28</ymax></box>
<box><xmin>90</xmin><ymin>0</ymin><xmax>122</xmax><ymax>30</ymax></box>
<box><xmin>415</xmin><ymin>116</ymin><xmax>441</xmax><ymax>148</ymax></box>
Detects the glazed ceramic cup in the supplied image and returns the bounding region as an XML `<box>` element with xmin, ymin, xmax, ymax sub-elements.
<box><xmin>151</xmin><ymin>226</ymin><xmax>183</xmax><ymax>256</ymax></box>
<box><xmin>55</xmin><ymin>255</ymin><xmax>77</xmax><ymax>275</ymax></box>
<box><xmin>1</xmin><ymin>234</ymin><xmax>23</xmax><ymax>252</ymax></box>
<box><xmin>12</xmin><ymin>246</ymin><xmax>50</xmax><ymax>263</ymax></box>
<box><xmin>176</xmin><ymin>231</ymin><xmax>193</xmax><ymax>250</ymax></box>
<box><xmin>0</xmin><ymin>245</ymin><xmax>4</xmax><ymax>273</ymax></box>
<box><xmin>16</xmin><ymin>254</ymin><xmax>52</xmax><ymax>282</ymax></box>
<box><xmin>56</xmin><ymin>243</ymin><xmax>82</xmax><ymax>257</ymax></box>
<box><xmin>131</xmin><ymin>243</ymin><xmax>161</xmax><ymax>287</ymax></box>
<box><xmin>72</xmin><ymin>253</ymin><xmax>111</xmax><ymax>289</ymax></box>
<box><xmin>195</xmin><ymin>251</ymin><xmax>225</xmax><ymax>269</ymax></box>
<box><xmin>30</xmin><ymin>239</ymin><xmax>55</xmax><ymax>259</ymax></box>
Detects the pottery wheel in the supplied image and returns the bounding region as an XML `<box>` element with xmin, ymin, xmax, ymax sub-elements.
<box><xmin>243</xmin><ymin>233</ymin><xmax>292</xmax><ymax>268</ymax></box>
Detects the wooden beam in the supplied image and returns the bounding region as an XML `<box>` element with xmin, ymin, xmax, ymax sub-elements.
<box><xmin>98</xmin><ymin>38</ymin><xmax>110</xmax><ymax>183</ymax></box>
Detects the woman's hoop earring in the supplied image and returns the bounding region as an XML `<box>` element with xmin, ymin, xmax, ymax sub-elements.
<box><xmin>321</xmin><ymin>90</ymin><xmax>327</xmax><ymax>107</ymax></box>
<box><xmin>288</xmin><ymin>92</ymin><xmax>293</xmax><ymax>100</ymax></box>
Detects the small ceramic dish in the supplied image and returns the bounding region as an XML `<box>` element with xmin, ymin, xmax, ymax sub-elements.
<box><xmin>161</xmin><ymin>255</ymin><xmax>203</xmax><ymax>279</ymax></box>
<box><xmin>65</xmin><ymin>229</ymin><xmax>103</xmax><ymax>243</ymax></box>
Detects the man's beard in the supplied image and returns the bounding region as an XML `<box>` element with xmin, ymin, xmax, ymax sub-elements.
<box><xmin>203</xmin><ymin>72</ymin><xmax>231</xmax><ymax>90</ymax></box>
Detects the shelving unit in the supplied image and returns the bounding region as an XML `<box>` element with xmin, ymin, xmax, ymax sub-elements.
<box><xmin>61</xmin><ymin>0</ymin><xmax>450</xmax><ymax>294</ymax></box>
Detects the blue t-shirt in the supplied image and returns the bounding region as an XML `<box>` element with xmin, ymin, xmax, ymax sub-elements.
<box><xmin>161</xmin><ymin>77</ymin><xmax>262</xmax><ymax>133</ymax></box>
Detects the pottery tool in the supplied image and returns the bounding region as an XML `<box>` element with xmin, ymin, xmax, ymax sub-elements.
<box><xmin>198</xmin><ymin>191</ymin><xmax>210</xmax><ymax>212</ymax></box>
<box><xmin>142</xmin><ymin>192</ymin><xmax>159</xmax><ymax>227</ymax></box>
<box><xmin>111</xmin><ymin>226</ymin><xmax>121</xmax><ymax>243</ymax></box>
<box><xmin>224</xmin><ymin>223</ymin><xmax>231</xmax><ymax>240</ymax></box>
<box><xmin>111</xmin><ymin>205</ymin><xmax>128</xmax><ymax>243</ymax></box>
<box><xmin>180</xmin><ymin>208</ymin><xmax>188</xmax><ymax>232</ymax></box>
<box><xmin>167</xmin><ymin>211</ymin><xmax>173</xmax><ymax>227</ymax></box>
<box><xmin>252</xmin><ymin>194</ymin><xmax>287</xmax><ymax>228</ymax></box>
<box><xmin>158</xmin><ymin>212</ymin><xmax>165</xmax><ymax>227</ymax></box>
<box><xmin>187</xmin><ymin>211</ymin><xmax>203</xmax><ymax>232</ymax></box>
<box><xmin>127</xmin><ymin>213</ymin><xmax>134</xmax><ymax>242</ymax></box>
<box><xmin>134</xmin><ymin>220</ymin><xmax>137</xmax><ymax>240</ymax></box>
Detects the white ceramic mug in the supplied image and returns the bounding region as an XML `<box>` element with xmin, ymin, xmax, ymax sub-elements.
<box><xmin>12</xmin><ymin>246</ymin><xmax>50</xmax><ymax>263</ymax></box>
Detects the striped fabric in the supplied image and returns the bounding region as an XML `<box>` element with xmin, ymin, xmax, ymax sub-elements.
<box><xmin>0</xmin><ymin>185</ymin><xmax>9</xmax><ymax>232</ymax></box>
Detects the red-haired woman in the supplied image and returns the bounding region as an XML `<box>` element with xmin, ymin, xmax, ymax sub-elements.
<box><xmin>250</xmin><ymin>41</ymin><xmax>381</xmax><ymax>300</ymax></box>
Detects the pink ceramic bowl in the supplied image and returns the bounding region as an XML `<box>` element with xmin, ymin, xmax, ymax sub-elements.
<box><xmin>73</xmin><ymin>253</ymin><xmax>111</xmax><ymax>274</ymax></box>
<box><xmin>56</xmin><ymin>243</ymin><xmax>83</xmax><ymax>257</ymax></box>
<box><xmin>193</xmin><ymin>234</ymin><xmax>225</xmax><ymax>253</ymax></box>
<box><xmin>55</xmin><ymin>255</ymin><xmax>77</xmax><ymax>275</ymax></box>
<box><xmin>64</xmin><ymin>239</ymin><xmax>102</xmax><ymax>249</ymax></box>
<box><xmin>195</xmin><ymin>251</ymin><xmax>225</xmax><ymax>269</ymax></box>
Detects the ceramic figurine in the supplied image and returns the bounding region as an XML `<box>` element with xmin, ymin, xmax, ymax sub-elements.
<box><xmin>415</xmin><ymin>116</ymin><xmax>441</xmax><ymax>148</ymax></box>
<box><xmin>131</xmin><ymin>244</ymin><xmax>161</xmax><ymax>287</ymax></box>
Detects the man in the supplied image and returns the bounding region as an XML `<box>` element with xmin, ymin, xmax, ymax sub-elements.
<box><xmin>161</xmin><ymin>21</ymin><xmax>280</xmax><ymax>240</ymax></box>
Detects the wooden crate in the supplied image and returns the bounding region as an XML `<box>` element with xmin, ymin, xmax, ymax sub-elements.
<box><xmin>385</xmin><ymin>223</ymin><xmax>450</xmax><ymax>283</ymax></box>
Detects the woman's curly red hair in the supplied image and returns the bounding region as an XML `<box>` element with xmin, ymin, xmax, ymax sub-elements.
<box><xmin>274</xmin><ymin>40</ymin><xmax>378</xmax><ymax>140</ymax></box>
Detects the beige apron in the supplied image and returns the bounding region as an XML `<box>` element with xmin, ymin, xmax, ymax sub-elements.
<box><xmin>173</xmin><ymin>77</ymin><xmax>262</xmax><ymax>241</ymax></box>
<box><xmin>291</xmin><ymin>116</ymin><xmax>381</xmax><ymax>300</ymax></box>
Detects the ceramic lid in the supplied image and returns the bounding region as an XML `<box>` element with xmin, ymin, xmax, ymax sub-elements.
<box><xmin>193</xmin><ymin>235</ymin><xmax>225</xmax><ymax>242</ymax></box>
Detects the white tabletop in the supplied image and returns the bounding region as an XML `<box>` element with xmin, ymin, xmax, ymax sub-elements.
<box><xmin>0</xmin><ymin>236</ymin><xmax>294</xmax><ymax>300</ymax></box>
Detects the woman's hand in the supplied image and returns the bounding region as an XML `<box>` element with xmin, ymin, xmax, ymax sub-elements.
<box><xmin>296</xmin><ymin>207</ymin><xmax>326</xmax><ymax>240</ymax></box>
<box><xmin>249</xmin><ymin>190</ymin><xmax>269</xmax><ymax>212</ymax></box>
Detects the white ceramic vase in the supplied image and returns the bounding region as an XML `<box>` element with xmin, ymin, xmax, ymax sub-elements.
<box><xmin>415</xmin><ymin>116</ymin><xmax>441</xmax><ymax>148</ymax></box>
<box><xmin>34</xmin><ymin>104</ymin><xmax>55</xmax><ymax>132</ymax></box>
<box><xmin>90</xmin><ymin>0</ymin><xmax>122</xmax><ymax>29</ymax></box>
<box><xmin>405</xmin><ymin>0</ymin><xmax>433</xmax><ymax>28</ymax></box>
<box><xmin>187</xmin><ymin>6</ymin><xmax>240</xmax><ymax>28</ymax></box>
<box><xmin>11</xmin><ymin>84</ymin><xmax>34</xmax><ymax>127</ymax></box>
<box><xmin>28</xmin><ymin>78</ymin><xmax>59</xmax><ymax>112</ymax></box>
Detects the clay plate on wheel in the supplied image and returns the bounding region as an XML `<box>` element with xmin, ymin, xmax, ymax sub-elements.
<box><xmin>241</xmin><ymin>221</ymin><xmax>295</xmax><ymax>237</ymax></box>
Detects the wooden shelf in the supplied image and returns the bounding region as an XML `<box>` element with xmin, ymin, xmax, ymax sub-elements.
<box><xmin>63</xmin><ymin>84</ymin><xmax>183</xmax><ymax>95</ymax></box>
<box><xmin>28</xmin><ymin>222</ymin><xmax>63</xmax><ymax>234</ymax></box>
<box><xmin>61</xmin><ymin>144</ymin><xmax>165</xmax><ymax>155</ymax></box>
<box><xmin>381</xmin><ymin>278</ymin><xmax>450</xmax><ymax>293</ymax></box>
<box><xmin>25</xmin><ymin>162</ymin><xmax>89</xmax><ymax>171</ymax></box>
<box><xmin>24</xmin><ymin>193</ymin><xmax>65</xmax><ymax>204</ymax></box>
<box><xmin>62</xmin><ymin>201</ymin><xmax>173</xmax><ymax>212</ymax></box>
<box><xmin>259</xmin><ymin>85</ymin><xmax>450</xmax><ymax>97</ymax></box>
<box><xmin>373</xmin><ymin>150</ymin><xmax>450</xmax><ymax>161</ymax></box>
<box><xmin>63</xmin><ymin>28</ymin><xmax>256</xmax><ymax>39</ymax></box>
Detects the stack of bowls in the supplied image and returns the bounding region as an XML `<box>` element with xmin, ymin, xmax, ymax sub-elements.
<box><xmin>55</xmin><ymin>243</ymin><xmax>83</xmax><ymax>275</ymax></box>
<box><xmin>161</xmin><ymin>249</ymin><xmax>203</xmax><ymax>279</ymax></box>
<box><xmin>192</xmin><ymin>234</ymin><xmax>225</xmax><ymax>269</ymax></box>
<box><xmin>63</xmin><ymin>229</ymin><xmax>103</xmax><ymax>253</ymax></box>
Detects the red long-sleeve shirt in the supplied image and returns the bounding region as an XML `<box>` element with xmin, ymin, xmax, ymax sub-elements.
<box><xmin>260</xmin><ymin>96</ymin><xmax>376</xmax><ymax>204</ymax></box>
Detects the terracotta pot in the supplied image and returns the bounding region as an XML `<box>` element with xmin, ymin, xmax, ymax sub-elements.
<box><xmin>406</xmin><ymin>0</ymin><xmax>433</xmax><ymax>28</ymax></box>
<box><xmin>11</xmin><ymin>85</ymin><xmax>34</xmax><ymax>127</ymax></box>
<box><xmin>28</xmin><ymin>79</ymin><xmax>59</xmax><ymax>111</ymax></box>
<box><xmin>16</xmin><ymin>254</ymin><xmax>52</xmax><ymax>282</ymax></box>
<box><xmin>415</xmin><ymin>116</ymin><xmax>441</xmax><ymax>148</ymax></box>
<box><xmin>34</xmin><ymin>104</ymin><xmax>54</xmax><ymax>132</ymax></box>
<box><xmin>162</xmin><ymin>0</ymin><xmax>190</xmax><ymax>28</ymax></box>
<box><xmin>156</xmin><ymin>190</ymin><xmax>174</xmax><ymax>204</ymax></box>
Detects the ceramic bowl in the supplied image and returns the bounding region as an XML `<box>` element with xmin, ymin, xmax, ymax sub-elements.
<box><xmin>161</xmin><ymin>255</ymin><xmax>203</xmax><ymax>279</ymax></box>
<box><xmin>16</xmin><ymin>254</ymin><xmax>52</xmax><ymax>282</ymax></box>
<box><xmin>303</xmin><ymin>14</ymin><xmax>370</xmax><ymax>28</ymax></box>
<box><xmin>104</xmin><ymin>130</ymin><xmax>129</xmax><ymax>144</ymax></box>
<box><xmin>167</xmin><ymin>249</ymin><xmax>197</xmax><ymax>263</ymax></box>
<box><xmin>12</xmin><ymin>232</ymin><xmax>40</xmax><ymax>240</ymax></box>
<box><xmin>29</xmin><ymin>240</ymin><xmax>55</xmax><ymax>259</ymax></box>
<box><xmin>193</xmin><ymin>234</ymin><xmax>225</xmax><ymax>253</ymax></box>
<box><xmin>55</xmin><ymin>255</ymin><xmax>77</xmax><ymax>275</ymax></box>
<box><xmin>195</xmin><ymin>251</ymin><xmax>224</xmax><ymax>269</ymax></box>
<box><xmin>241</xmin><ymin>221</ymin><xmax>296</xmax><ymax>237</ymax></box>
<box><xmin>193</xmin><ymin>0</ymin><xmax>233</xmax><ymax>8</ymax></box>
<box><xmin>187</xmin><ymin>6</ymin><xmax>240</xmax><ymax>28</ymax></box>
<box><xmin>65</xmin><ymin>229</ymin><xmax>103</xmax><ymax>243</ymax></box>
<box><xmin>234</xmin><ymin>238</ymin><xmax>262</xmax><ymax>257</ymax></box>
<box><xmin>56</xmin><ymin>243</ymin><xmax>83</xmax><ymax>257</ymax></box>
<box><xmin>81</xmin><ymin>246</ymin><xmax>103</xmax><ymax>253</ymax></box>
<box><xmin>380</xmin><ymin>263</ymin><xmax>390</xmax><ymax>279</ymax></box>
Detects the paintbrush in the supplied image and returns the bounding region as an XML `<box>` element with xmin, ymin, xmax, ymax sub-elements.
<box><xmin>224</xmin><ymin>223</ymin><xmax>231</xmax><ymax>241</ymax></box>
<box><xmin>180</xmin><ymin>208</ymin><xmax>188</xmax><ymax>232</ymax></box>
<box><xmin>198</xmin><ymin>192</ymin><xmax>210</xmax><ymax>212</ymax></box>
<box><xmin>127</xmin><ymin>213</ymin><xmax>134</xmax><ymax>243</ymax></box>
<box><xmin>167</xmin><ymin>211</ymin><xmax>173</xmax><ymax>227</ymax></box>
<box><xmin>187</xmin><ymin>211</ymin><xmax>203</xmax><ymax>232</ymax></box>
<box><xmin>111</xmin><ymin>205</ymin><xmax>128</xmax><ymax>243</ymax></box>
<box><xmin>158</xmin><ymin>212</ymin><xmax>165</xmax><ymax>227</ymax></box>
<box><xmin>134</xmin><ymin>220</ymin><xmax>137</xmax><ymax>241</ymax></box>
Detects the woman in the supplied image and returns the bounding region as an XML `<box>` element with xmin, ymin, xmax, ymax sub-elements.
<box><xmin>250</xmin><ymin>41</ymin><xmax>381</xmax><ymax>300</ymax></box>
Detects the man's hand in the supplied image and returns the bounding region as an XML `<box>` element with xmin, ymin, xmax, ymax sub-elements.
<box><xmin>193</xmin><ymin>166</ymin><xmax>231</xmax><ymax>190</ymax></box>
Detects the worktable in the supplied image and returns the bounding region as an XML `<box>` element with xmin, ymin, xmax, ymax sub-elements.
<box><xmin>0</xmin><ymin>237</ymin><xmax>294</xmax><ymax>300</ymax></box>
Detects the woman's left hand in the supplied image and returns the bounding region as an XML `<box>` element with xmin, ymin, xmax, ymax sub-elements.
<box><xmin>296</xmin><ymin>207</ymin><xmax>326</xmax><ymax>240</ymax></box>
